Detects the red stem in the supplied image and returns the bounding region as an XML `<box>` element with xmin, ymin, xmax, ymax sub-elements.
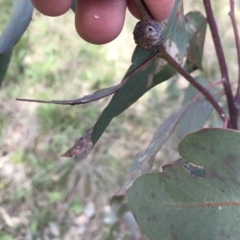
<box><xmin>158</xmin><ymin>45</ymin><xmax>229</xmax><ymax>127</ymax></box>
<box><xmin>229</xmin><ymin>0</ymin><xmax>240</xmax><ymax>108</ymax></box>
<box><xmin>203</xmin><ymin>0</ymin><xmax>237</xmax><ymax>129</ymax></box>
<box><xmin>133</xmin><ymin>0</ymin><xmax>152</xmax><ymax>21</ymax></box>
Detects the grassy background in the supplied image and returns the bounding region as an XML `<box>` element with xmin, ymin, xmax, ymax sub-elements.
<box><xmin>0</xmin><ymin>1</ymin><xmax>239</xmax><ymax>239</ymax></box>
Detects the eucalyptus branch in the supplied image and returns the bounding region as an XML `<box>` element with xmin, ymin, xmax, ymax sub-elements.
<box><xmin>229</xmin><ymin>0</ymin><xmax>240</xmax><ymax>106</ymax></box>
<box><xmin>133</xmin><ymin>0</ymin><xmax>152</xmax><ymax>21</ymax></box>
<box><xmin>158</xmin><ymin>45</ymin><xmax>229</xmax><ymax>128</ymax></box>
<box><xmin>203</xmin><ymin>0</ymin><xmax>237</xmax><ymax>128</ymax></box>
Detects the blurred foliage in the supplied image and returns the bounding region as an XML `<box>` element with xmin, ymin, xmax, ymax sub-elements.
<box><xmin>0</xmin><ymin>0</ymin><xmax>240</xmax><ymax>239</ymax></box>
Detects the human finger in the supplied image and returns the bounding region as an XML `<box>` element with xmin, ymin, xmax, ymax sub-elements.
<box><xmin>75</xmin><ymin>0</ymin><xmax>127</xmax><ymax>44</ymax></box>
<box><xmin>31</xmin><ymin>0</ymin><xmax>72</xmax><ymax>16</ymax></box>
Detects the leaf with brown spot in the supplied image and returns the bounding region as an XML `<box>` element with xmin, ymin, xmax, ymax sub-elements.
<box><xmin>114</xmin><ymin>104</ymin><xmax>189</xmax><ymax>197</ymax></box>
<box><xmin>128</xmin><ymin>128</ymin><xmax>240</xmax><ymax>240</ymax></box>
<box><xmin>114</xmin><ymin>85</ymin><xmax>219</xmax><ymax>197</ymax></box>
<box><xmin>91</xmin><ymin>0</ymin><xmax>186</xmax><ymax>146</ymax></box>
<box><xmin>60</xmin><ymin>0</ymin><xmax>186</xmax><ymax>158</ymax></box>
<box><xmin>62</xmin><ymin>129</ymin><xmax>93</xmax><ymax>159</ymax></box>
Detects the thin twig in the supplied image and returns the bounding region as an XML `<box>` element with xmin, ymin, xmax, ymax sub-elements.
<box><xmin>133</xmin><ymin>0</ymin><xmax>152</xmax><ymax>21</ymax></box>
<box><xmin>134</xmin><ymin>0</ymin><xmax>230</xmax><ymax>128</ymax></box>
<box><xmin>203</xmin><ymin>0</ymin><xmax>237</xmax><ymax>128</ymax></box>
<box><xmin>229</xmin><ymin>0</ymin><xmax>240</xmax><ymax>108</ymax></box>
<box><xmin>158</xmin><ymin>45</ymin><xmax>229</xmax><ymax>127</ymax></box>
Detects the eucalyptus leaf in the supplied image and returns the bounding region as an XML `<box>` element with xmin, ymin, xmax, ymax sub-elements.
<box><xmin>114</xmin><ymin>104</ymin><xmax>190</xmax><ymax>197</ymax></box>
<box><xmin>0</xmin><ymin>48</ymin><xmax>12</xmax><ymax>87</ymax></box>
<box><xmin>128</xmin><ymin>128</ymin><xmax>240</xmax><ymax>240</ymax></box>
<box><xmin>63</xmin><ymin>0</ymin><xmax>187</xmax><ymax>158</ymax></box>
<box><xmin>17</xmin><ymin>83</ymin><xmax>124</xmax><ymax>105</ymax></box>
<box><xmin>177</xmin><ymin>76</ymin><xmax>221</xmax><ymax>139</ymax></box>
<box><xmin>0</xmin><ymin>0</ymin><xmax>33</xmax><ymax>54</ymax></box>
<box><xmin>0</xmin><ymin>0</ymin><xmax>33</xmax><ymax>87</ymax></box>
<box><xmin>183</xmin><ymin>11</ymin><xmax>207</xmax><ymax>72</ymax></box>
<box><xmin>91</xmin><ymin>0</ymin><xmax>186</xmax><ymax>145</ymax></box>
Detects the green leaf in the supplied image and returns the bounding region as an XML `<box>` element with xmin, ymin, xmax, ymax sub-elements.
<box><xmin>114</xmin><ymin>104</ymin><xmax>189</xmax><ymax>197</ymax></box>
<box><xmin>0</xmin><ymin>0</ymin><xmax>33</xmax><ymax>87</ymax></box>
<box><xmin>115</xmin><ymin>80</ymin><xmax>221</xmax><ymax>196</ymax></box>
<box><xmin>91</xmin><ymin>0</ymin><xmax>186</xmax><ymax>145</ymax></box>
<box><xmin>63</xmin><ymin>0</ymin><xmax>187</xmax><ymax>158</ymax></box>
<box><xmin>183</xmin><ymin>11</ymin><xmax>207</xmax><ymax>72</ymax></box>
<box><xmin>16</xmin><ymin>83</ymin><xmax>124</xmax><ymax>105</ymax></box>
<box><xmin>0</xmin><ymin>0</ymin><xmax>33</xmax><ymax>54</ymax></box>
<box><xmin>177</xmin><ymin>76</ymin><xmax>221</xmax><ymax>139</ymax></box>
<box><xmin>0</xmin><ymin>48</ymin><xmax>12</xmax><ymax>87</ymax></box>
<box><xmin>128</xmin><ymin>128</ymin><xmax>240</xmax><ymax>240</ymax></box>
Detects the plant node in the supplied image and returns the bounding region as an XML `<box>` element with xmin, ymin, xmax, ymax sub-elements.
<box><xmin>133</xmin><ymin>20</ymin><xmax>163</xmax><ymax>51</ymax></box>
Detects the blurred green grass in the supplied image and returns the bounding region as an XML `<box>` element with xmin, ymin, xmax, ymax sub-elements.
<box><xmin>0</xmin><ymin>5</ymin><xmax>172</xmax><ymax>239</ymax></box>
<box><xmin>0</xmin><ymin>1</ymin><xmax>240</xmax><ymax>239</ymax></box>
